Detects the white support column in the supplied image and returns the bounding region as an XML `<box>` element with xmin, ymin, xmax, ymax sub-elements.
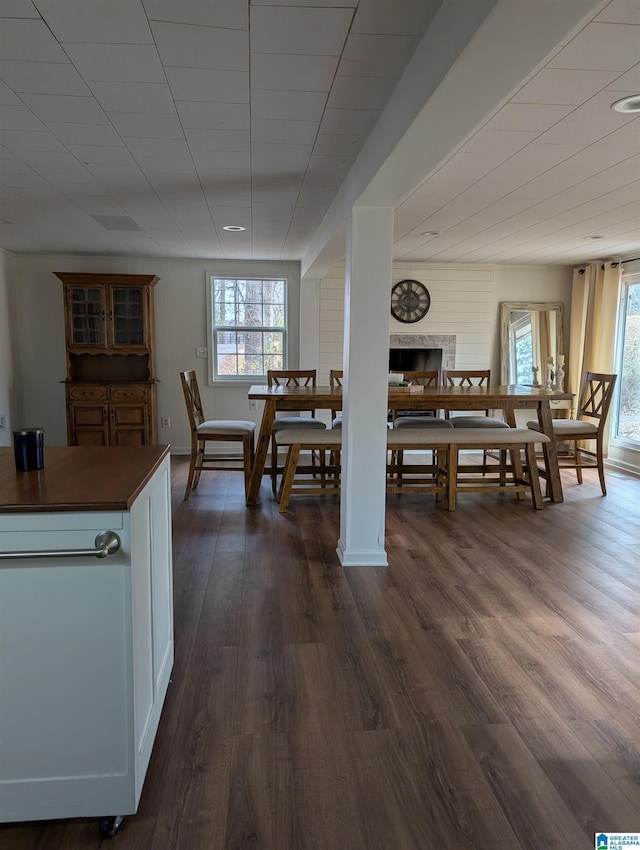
<box><xmin>337</xmin><ymin>205</ymin><xmax>393</xmax><ymax>567</ymax></box>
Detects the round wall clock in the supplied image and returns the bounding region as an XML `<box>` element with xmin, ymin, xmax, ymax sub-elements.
<box><xmin>390</xmin><ymin>279</ymin><xmax>431</xmax><ymax>323</ymax></box>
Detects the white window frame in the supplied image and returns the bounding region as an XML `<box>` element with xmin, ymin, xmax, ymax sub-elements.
<box><xmin>611</xmin><ymin>269</ymin><xmax>640</xmax><ymax>449</ymax></box>
<box><xmin>206</xmin><ymin>275</ymin><xmax>289</xmax><ymax>383</ymax></box>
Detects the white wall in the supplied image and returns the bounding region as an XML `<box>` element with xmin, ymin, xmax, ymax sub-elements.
<box><xmin>316</xmin><ymin>261</ymin><xmax>573</xmax><ymax>383</ymax></box>
<box><xmin>0</xmin><ymin>249</ymin><xmax>17</xmax><ymax>446</ymax></box>
<box><xmin>9</xmin><ymin>255</ymin><xmax>300</xmax><ymax>451</ymax></box>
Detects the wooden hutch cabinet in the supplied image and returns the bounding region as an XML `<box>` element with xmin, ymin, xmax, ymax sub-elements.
<box><xmin>56</xmin><ymin>273</ymin><xmax>159</xmax><ymax>446</ymax></box>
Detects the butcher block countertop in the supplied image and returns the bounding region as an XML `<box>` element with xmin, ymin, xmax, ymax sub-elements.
<box><xmin>0</xmin><ymin>445</ymin><xmax>170</xmax><ymax>513</ymax></box>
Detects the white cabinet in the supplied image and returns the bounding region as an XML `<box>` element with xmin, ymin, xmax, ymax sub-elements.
<box><xmin>0</xmin><ymin>450</ymin><xmax>173</xmax><ymax>831</ymax></box>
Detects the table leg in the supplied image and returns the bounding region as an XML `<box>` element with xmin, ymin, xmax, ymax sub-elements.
<box><xmin>247</xmin><ymin>398</ymin><xmax>276</xmax><ymax>505</ymax></box>
<box><xmin>537</xmin><ymin>400</ymin><xmax>564</xmax><ymax>503</ymax></box>
<box><xmin>504</xmin><ymin>407</ymin><xmax>525</xmax><ymax>498</ymax></box>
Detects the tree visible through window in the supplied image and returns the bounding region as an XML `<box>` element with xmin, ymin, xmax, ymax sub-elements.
<box><xmin>615</xmin><ymin>279</ymin><xmax>640</xmax><ymax>442</ymax></box>
<box><xmin>211</xmin><ymin>278</ymin><xmax>286</xmax><ymax>378</ymax></box>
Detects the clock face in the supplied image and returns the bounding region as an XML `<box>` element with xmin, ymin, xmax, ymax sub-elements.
<box><xmin>390</xmin><ymin>279</ymin><xmax>431</xmax><ymax>323</ymax></box>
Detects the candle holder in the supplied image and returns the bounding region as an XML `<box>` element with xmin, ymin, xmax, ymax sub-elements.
<box><xmin>545</xmin><ymin>362</ymin><xmax>554</xmax><ymax>390</ymax></box>
<box><xmin>532</xmin><ymin>366</ymin><xmax>540</xmax><ymax>386</ymax></box>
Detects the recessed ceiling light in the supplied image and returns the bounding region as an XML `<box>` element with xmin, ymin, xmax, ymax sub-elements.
<box><xmin>612</xmin><ymin>95</ymin><xmax>640</xmax><ymax>114</ymax></box>
<box><xmin>222</xmin><ymin>225</ymin><xmax>246</xmax><ymax>232</ymax></box>
<box><xmin>584</xmin><ymin>235</ymin><xmax>605</xmax><ymax>240</ymax></box>
<box><xmin>420</xmin><ymin>231</ymin><xmax>440</xmax><ymax>236</ymax></box>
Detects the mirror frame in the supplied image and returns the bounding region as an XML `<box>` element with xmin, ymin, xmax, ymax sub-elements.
<box><xmin>500</xmin><ymin>301</ymin><xmax>564</xmax><ymax>384</ymax></box>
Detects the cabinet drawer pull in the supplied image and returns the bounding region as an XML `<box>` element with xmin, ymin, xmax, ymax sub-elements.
<box><xmin>0</xmin><ymin>531</ymin><xmax>121</xmax><ymax>561</ymax></box>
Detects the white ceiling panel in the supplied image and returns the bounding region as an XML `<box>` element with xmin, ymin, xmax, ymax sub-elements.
<box><xmin>0</xmin><ymin>0</ymin><xmax>638</xmax><ymax>265</ymax></box>
<box><xmin>251</xmin><ymin>89</ymin><xmax>327</xmax><ymax>122</ymax></box>
<box><xmin>89</xmin><ymin>82</ymin><xmax>176</xmax><ymax>114</ymax></box>
<box><xmin>176</xmin><ymin>101</ymin><xmax>249</xmax><ymax>131</ymax></box>
<box><xmin>46</xmin><ymin>122</ymin><xmax>124</xmax><ymax>146</ymax></box>
<box><xmin>108</xmin><ymin>112</ymin><xmax>183</xmax><ymax>139</ymax></box>
<box><xmin>548</xmin><ymin>22</ymin><xmax>640</xmax><ymax>72</ymax></box>
<box><xmin>150</xmin><ymin>21</ymin><xmax>248</xmax><ymax>71</ymax></box>
<box><xmin>143</xmin><ymin>0</ymin><xmax>248</xmax><ymax>29</ymax></box>
<box><xmin>0</xmin><ymin>19</ymin><xmax>68</xmax><ymax>62</ymax></box>
<box><xmin>19</xmin><ymin>93</ymin><xmax>108</xmax><ymax>125</ymax></box>
<box><xmin>63</xmin><ymin>44</ymin><xmax>166</xmax><ymax>84</ymax></box>
<box><xmin>165</xmin><ymin>68</ymin><xmax>249</xmax><ymax>103</ymax></box>
<box><xmin>250</xmin><ymin>6</ymin><xmax>353</xmax><ymax>56</ymax></box>
<box><xmin>35</xmin><ymin>0</ymin><xmax>153</xmax><ymax>44</ymax></box>
<box><xmin>251</xmin><ymin>54</ymin><xmax>338</xmax><ymax>93</ymax></box>
<box><xmin>0</xmin><ymin>60</ymin><xmax>89</xmax><ymax>95</ymax></box>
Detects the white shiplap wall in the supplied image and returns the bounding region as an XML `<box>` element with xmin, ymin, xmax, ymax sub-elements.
<box><xmin>319</xmin><ymin>262</ymin><xmax>496</xmax><ymax>383</ymax></box>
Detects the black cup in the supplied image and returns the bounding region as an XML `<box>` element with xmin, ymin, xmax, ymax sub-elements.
<box><xmin>13</xmin><ymin>428</ymin><xmax>45</xmax><ymax>471</ymax></box>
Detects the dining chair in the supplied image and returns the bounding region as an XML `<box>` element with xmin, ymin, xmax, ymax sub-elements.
<box><xmin>180</xmin><ymin>370</ymin><xmax>256</xmax><ymax>500</ymax></box>
<box><xmin>329</xmin><ymin>369</ymin><xmax>343</xmax><ymax>429</ymax></box>
<box><xmin>267</xmin><ymin>369</ymin><xmax>327</xmax><ymax>494</ymax></box>
<box><xmin>526</xmin><ymin>371</ymin><xmax>616</xmax><ymax>495</ymax></box>
<box><xmin>390</xmin><ymin>370</ymin><xmax>450</xmax><ymax>429</ymax></box>
<box><xmin>441</xmin><ymin>369</ymin><xmax>509</xmax><ymax>471</ymax></box>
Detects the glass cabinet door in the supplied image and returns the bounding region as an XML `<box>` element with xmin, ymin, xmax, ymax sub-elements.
<box><xmin>110</xmin><ymin>286</ymin><xmax>146</xmax><ymax>347</ymax></box>
<box><xmin>69</xmin><ymin>286</ymin><xmax>106</xmax><ymax>346</ymax></box>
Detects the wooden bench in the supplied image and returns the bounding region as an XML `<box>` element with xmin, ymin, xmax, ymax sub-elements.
<box><xmin>274</xmin><ymin>428</ymin><xmax>550</xmax><ymax>512</ymax></box>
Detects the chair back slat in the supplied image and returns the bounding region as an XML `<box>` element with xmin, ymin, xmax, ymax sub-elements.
<box><xmin>442</xmin><ymin>369</ymin><xmax>490</xmax><ymax>387</ymax></box>
<box><xmin>267</xmin><ymin>369</ymin><xmax>317</xmax><ymax>416</ymax></box>
<box><xmin>329</xmin><ymin>369</ymin><xmax>343</xmax><ymax>389</ymax></box>
<box><xmin>395</xmin><ymin>369</ymin><xmax>439</xmax><ymax>387</ymax></box>
<box><xmin>577</xmin><ymin>372</ymin><xmax>617</xmax><ymax>431</ymax></box>
<box><xmin>180</xmin><ymin>370</ymin><xmax>205</xmax><ymax>429</ymax></box>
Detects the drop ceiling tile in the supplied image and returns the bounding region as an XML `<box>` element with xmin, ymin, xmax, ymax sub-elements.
<box><xmin>1</xmin><ymin>1</ymin><xmax>40</xmax><ymax>18</ymax></box>
<box><xmin>176</xmin><ymin>101</ymin><xmax>249</xmax><ymax>130</ymax></box>
<box><xmin>20</xmin><ymin>93</ymin><xmax>109</xmax><ymax>124</ymax></box>
<box><xmin>151</xmin><ymin>21</ymin><xmax>248</xmax><ymax>71</ymax></box>
<box><xmin>319</xmin><ymin>107</ymin><xmax>380</xmax><ymax>135</ymax></box>
<box><xmin>184</xmin><ymin>128</ymin><xmax>249</xmax><ymax>152</ymax></box>
<box><xmin>201</xmin><ymin>183</ymin><xmax>251</xmax><ymax>206</ymax></box>
<box><xmin>460</xmin><ymin>129</ymin><xmax>538</xmax><ymax>155</ymax></box>
<box><xmin>143</xmin><ymin>0</ymin><xmax>248</xmax><ymax>29</ymax></box>
<box><xmin>0</xmin><ymin>129</ymin><xmax>66</xmax><ymax>151</ymax></box>
<box><xmin>251</xmin><ymin>142</ymin><xmax>313</xmax><ymax>164</ymax></box>
<box><xmin>195</xmin><ymin>164</ymin><xmax>251</xmax><ymax>182</ymax></box>
<box><xmin>252</xmin><ymin>118</ymin><xmax>318</xmax><ymax>146</ymax></box>
<box><xmin>296</xmin><ymin>184</ymin><xmax>338</xmax><ymax>208</ymax></box>
<box><xmin>89</xmin><ymin>82</ymin><xmax>175</xmax><ymax>114</ymax></box>
<box><xmin>252</xmin><ymin>190</ymin><xmax>297</xmax><ymax>213</ymax></box>
<box><xmin>59</xmin><ymin>181</ymin><xmax>109</xmax><ymax>195</ymax></box>
<box><xmin>595</xmin><ymin>2</ymin><xmax>640</xmax><ymax>26</ymax></box>
<box><xmin>251</xmin><ymin>54</ymin><xmax>338</xmax><ymax>92</ymax></box>
<box><xmin>0</xmin><ymin>19</ymin><xmax>68</xmax><ymax>62</ymax></box>
<box><xmin>35</xmin><ymin>0</ymin><xmax>153</xmax><ymax>43</ymax></box>
<box><xmin>251</xmin><ymin>89</ymin><xmax>327</xmax><ymax>122</ymax></box>
<box><xmin>135</xmin><ymin>154</ymin><xmax>197</xmax><ymax>174</ymax></box>
<box><xmin>0</xmin><ymin>171</ymin><xmax>47</xmax><ymax>188</ymax></box>
<box><xmin>337</xmin><ymin>33</ymin><xmax>419</xmax><ymax>78</ymax></box>
<box><xmin>32</xmin><ymin>163</ymin><xmax>97</xmax><ymax>184</ymax></box>
<box><xmin>47</xmin><ymin>121</ymin><xmax>124</xmax><ymax>147</ymax></box>
<box><xmin>206</xmin><ymin>205</ymin><xmax>251</xmax><ymax>224</ymax></box>
<box><xmin>19</xmin><ymin>148</ymin><xmax>80</xmax><ymax>167</ymax></box>
<box><xmin>0</xmin><ymin>105</ymin><xmax>46</xmax><ymax>131</ymax></box>
<box><xmin>66</xmin><ymin>145</ymin><xmax>136</xmax><ymax>165</ymax></box>
<box><xmin>250</xmin><ymin>6</ymin><xmax>353</xmax><ymax>56</ymax></box>
<box><xmin>63</xmin><ymin>44</ymin><xmax>165</xmax><ymax>84</ymax></box>
<box><xmin>327</xmin><ymin>74</ymin><xmax>395</xmax><ymax>111</ymax></box>
<box><xmin>0</xmin><ymin>81</ymin><xmax>22</xmax><ymax>105</ymax></box>
<box><xmin>313</xmin><ymin>133</ymin><xmax>363</xmax><ymax>156</ymax></box>
<box><xmin>304</xmin><ymin>154</ymin><xmax>354</xmax><ymax>186</ymax></box>
<box><xmin>605</xmin><ymin>63</ymin><xmax>640</xmax><ymax>92</ymax></box>
<box><xmin>108</xmin><ymin>112</ymin><xmax>183</xmax><ymax>139</ymax></box>
<box><xmin>123</xmin><ymin>137</ymin><xmax>190</xmax><ymax>160</ymax></box>
<box><xmin>68</xmin><ymin>195</ymin><xmax>126</xmax><ymax>214</ymax></box>
<box><xmin>351</xmin><ymin>0</ymin><xmax>438</xmax><ymax>35</ymax></box>
<box><xmin>512</xmin><ymin>68</ymin><xmax>620</xmax><ymax>106</ymax></box>
<box><xmin>192</xmin><ymin>149</ymin><xmax>250</xmax><ymax>170</ymax></box>
<box><xmin>0</xmin><ymin>60</ymin><xmax>90</xmax><ymax>95</ymax></box>
<box><xmin>482</xmin><ymin>103</ymin><xmax>574</xmax><ymax>133</ymax></box>
<box><xmin>548</xmin><ymin>22</ymin><xmax>640</xmax><ymax>72</ymax></box>
<box><xmin>165</xmin><ymin>67</ymin><xmax>249</xmax><ymax>103</ymax></box>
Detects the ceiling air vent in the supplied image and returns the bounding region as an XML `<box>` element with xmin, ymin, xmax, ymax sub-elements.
<box><xmin>91</xmin><ymin>215</ymin><xmax>142</xmax><ymax>231</ymax></box>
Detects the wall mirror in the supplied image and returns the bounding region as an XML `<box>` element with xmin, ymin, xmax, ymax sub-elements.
<box><xmin>500</xmin><ymin>302</ymin><xmax>564</xmax><ymax>385</ymax></box>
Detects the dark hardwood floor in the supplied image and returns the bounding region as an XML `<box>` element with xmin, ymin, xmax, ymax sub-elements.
<box><xmin>2</xmin><ymin>456</ymin><xmax>639</xmax><ymax>849</ymax></box>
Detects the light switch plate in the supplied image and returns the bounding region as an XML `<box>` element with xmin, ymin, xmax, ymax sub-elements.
<box><xmin>196</xmin><ymin>346</ymin><xmax>207</xmax><ymax>358</ymax></box>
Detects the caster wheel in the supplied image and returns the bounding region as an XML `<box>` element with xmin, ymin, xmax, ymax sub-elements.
<box><xmin>98</xmin><ymin>815</ymin><xmax>124</xmax><ymax>838</ymax></box>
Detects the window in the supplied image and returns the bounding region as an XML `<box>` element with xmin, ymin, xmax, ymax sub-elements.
<box><xmin>613</xmin><ymin>274</ymin><xmax>640</xmax><ymax>443</ymax></box>
<box><xmin>209</xmin><ymin>277</ymin><xmax>287</xmax><ymax>380</ymax></box>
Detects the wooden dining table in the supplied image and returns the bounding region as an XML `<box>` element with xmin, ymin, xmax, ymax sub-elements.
<box><xmin>246</xmin><ymin>383</ymin><xmax>573</xmax><ymax>506</ymax></box>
